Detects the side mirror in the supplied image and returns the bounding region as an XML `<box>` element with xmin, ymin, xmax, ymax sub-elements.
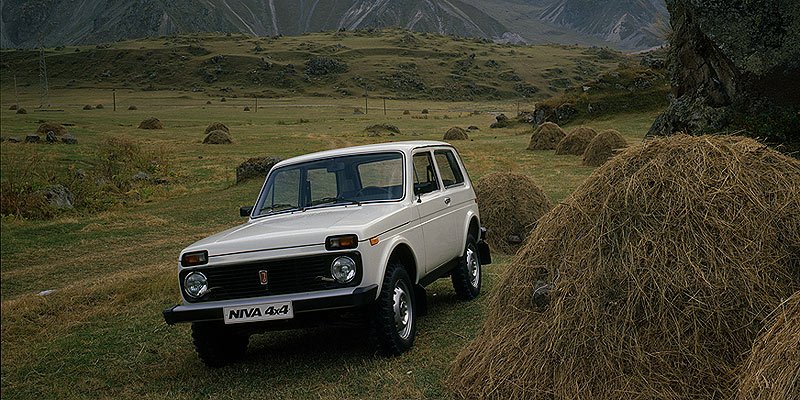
<box><xmin>240</xmin><ymin>206</ymin><xmax>254</xmax><ymax>217</ymax></box>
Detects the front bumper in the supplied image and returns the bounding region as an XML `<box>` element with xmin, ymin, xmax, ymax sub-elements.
<box><xmin>163</xmin><ymin>284</ymin><xmax>378</xmax><ymax>325</ymax></box>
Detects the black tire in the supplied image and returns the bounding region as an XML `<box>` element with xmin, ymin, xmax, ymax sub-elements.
<box><xmin>372</xmin><ymin>261</ymin><xmax>417</xmax><ymax>356</ymax></box>
<box><xmin>191</xmin><ymin>321</ymin><xmax>249</xmax><ymax>367</ymax></box>
<box><xmin>451</xmin><ymin>234</ymin><xmax>481</xmax><ymax>300</ymax></box>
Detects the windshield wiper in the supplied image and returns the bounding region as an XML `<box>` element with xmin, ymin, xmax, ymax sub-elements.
<box><xmin>314</xmin><ymin>197</ymin><xmax>362</xmax><ymax>207</ymax></box>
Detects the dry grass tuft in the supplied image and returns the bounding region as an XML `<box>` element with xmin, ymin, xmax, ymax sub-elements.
<box><xmin>204</xmin><ymin>122</ymin><xmax>230</xmax><ymax>135</ymax></box>
<box><xmin>448</xmin><ymin>135</ymin><xmax>800</xmax><ymax>400</ymax></box>
<box><xmin>138</xmin><ymin>117</ymin><xmax>163</xmax><ymax>129</ymax></box>
<box><xmin>582</xmin><ymin>129</ymin><xmax>627</xmax><ymax>166</ymax></box>
<box><xmin>444</xmin><ymin>126</ymin><xmax>469</xmax><ymax>141</ymax></box>
<box><xmin>555</xmin><ymin>126</ymin><xmax>597</xmax><ymax>155</ymax></box>
<box><xmin>475</xmin><ymin>172</ymin><xmax>551</xmax><ymax>254</ymax></box>
<box><xmin>736</xmin><ymin>291</ymin><xmax>800</xmax><ymax>400</ymax></box>
<box><xmin>527</xmin><ymin>122</ymin><xmax>565</xmax><ymax>150</ymax></box>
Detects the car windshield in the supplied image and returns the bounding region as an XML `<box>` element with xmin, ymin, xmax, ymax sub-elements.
<box><xmin>253</xmin><ymin>152</ymin><xmax>405</xmax><ymax>217</ymax></box>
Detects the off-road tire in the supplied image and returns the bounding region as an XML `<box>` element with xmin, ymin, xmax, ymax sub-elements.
<box><xmin>372</xmin><ymin>261</ymin><xmax>416</xmax><ymax>356</ymax></box>
<box><xmin>451</xmin><ymin>234</ymin><xmax>481</xmax><ymax>300</ymax></box>
<box><xmin>191</xmin><ymin>321</ymin><xmax>249</xmax><ymax>367</ymax></box>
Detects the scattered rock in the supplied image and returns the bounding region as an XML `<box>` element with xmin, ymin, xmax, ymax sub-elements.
<box><xmin>132</xmin><ymin>171</ymin><xmax>151</xmax><ymax>181</ymax></box>
<box><xmin>203</xmin><ymin>130</ymin><xmax>233</xmax><ymax>144</ymax></box>
<box><xmin>138</xmin><ymin>117</ymin><xmax>164</xmax><ymax>129</ymax></box>
<box><xmin>25</xmin><ymin>134</ymin><xmax>40</xmax><ymax>143</ymax></box>
<box><xmin>7</xmin><ymin>136</ymin><xmax>20</xmax><ymax>143</ymax></box>
<box><xmin>36</xmin><ymin>184</ymin><xmax>74</xmax><ymax>209</ymax></box>
<box><xmin>236</xmin><ymin>156</ymin><xmax>283</xmax><ymax>184</ymax></box>
<box><xmin>45</xmin><ymin>131</ymin><xmax>58</xmax><ymax>143</ymax></box>
<box><xmin>61</xmin><ymin>134</ymin><xmax>77</xmax><ymax>144</ymax></box>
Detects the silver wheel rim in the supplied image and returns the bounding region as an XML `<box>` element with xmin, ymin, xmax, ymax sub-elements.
<box><xmin>393</xmin><ymin>281</ymin><xmax>413</xmax><ymax>340</ymax></box>
<box><xmin>466</xmin><ymin>247</ymin><xmax>480</xmax><ymax>288</ymax></box>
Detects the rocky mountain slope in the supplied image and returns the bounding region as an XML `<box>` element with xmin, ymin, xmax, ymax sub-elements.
<box><xmin>0</xmin><ymin>0</ymin><xmax>666</xmax><ymax>50</ymax></box>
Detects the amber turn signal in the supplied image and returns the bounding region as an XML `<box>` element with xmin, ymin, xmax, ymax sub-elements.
<box><xmin>326</xmin><ymin>234</ymin><xmax>358</xmax><ymax>250</ymax></box>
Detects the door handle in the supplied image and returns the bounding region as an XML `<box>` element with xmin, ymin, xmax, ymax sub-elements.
<box><xmin>444</xmin><ymin>197</ymin><xmax>451</xmax><ymax>205</ymax></box>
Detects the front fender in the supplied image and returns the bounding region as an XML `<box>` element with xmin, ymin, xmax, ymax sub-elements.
<box><xmin>372</xmin><ymin>236</ymin><xmax>421</xmax><ymax>294</ymax></box>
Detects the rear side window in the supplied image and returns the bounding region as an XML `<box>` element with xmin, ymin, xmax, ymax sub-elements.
<box><xmin>434</xmin><ymin>150</ymin><xmax>465</xmax><ymax>188</ymax></box>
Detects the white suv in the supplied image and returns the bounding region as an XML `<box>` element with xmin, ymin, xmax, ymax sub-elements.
<box><xmin>163</xmin><ymin>141</ymin><xmax>491</xmax><ymax>366</ymax></box>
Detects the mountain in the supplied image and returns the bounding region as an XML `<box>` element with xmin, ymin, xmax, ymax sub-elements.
<box><xmin>0</xmin><ymin>0</ymin><xmax>667</xmax><ymax>50</ymax></box>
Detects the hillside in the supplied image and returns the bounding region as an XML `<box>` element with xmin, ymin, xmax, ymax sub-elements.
<box><xmin>0</xmin><ymin>0</ymin><xmax>667</xmax><ymax>51</ymax></box>
<box><xmin>0</xmin><ymin>29</ymin><xmax>624</xmax><ymax>101</ymax></box>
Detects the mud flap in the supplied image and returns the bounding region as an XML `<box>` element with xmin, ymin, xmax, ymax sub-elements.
<box><xmin>414</xmin><ymin>284</ymin><xmax>428</xmax><ymax>317</ymax></box>
<box><xmin>478</xmin><ymin>227</ymin><xmax>492</xmax><ymax>265</ymax></box>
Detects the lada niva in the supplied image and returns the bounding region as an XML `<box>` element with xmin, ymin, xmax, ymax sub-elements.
<box><xmin>163</xmin><ymin>141</ymin><xmax>490</xmax><ymax>366</ymax></box>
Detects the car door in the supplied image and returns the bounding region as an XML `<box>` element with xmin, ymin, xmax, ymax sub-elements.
<box><xmin>412</xmin><ymin>150</ymin><xmax>453</xmax><ymax>272</ymax></box>
<box><xmin>431</xmin><ymin>148</ymin><xmax>470</xmax><ymax>259</ymax></box>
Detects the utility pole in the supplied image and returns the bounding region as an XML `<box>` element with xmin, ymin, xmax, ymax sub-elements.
<box><xmin>364</xmin><ymin>85</ymin><xmax>368</xmax><ymax>115</ymax></box>
<box><xmin>255</xmin><ymin>97</ymin><xmax>258</xmax><ymax>112</ymax></box>
<box><xmin>112</xmin><ymin>89</ymin><xmax>116</xmax><ymax>111</ymax></box>
<box><xmin>13</xmin><ymin>75</ymin><xmax>19</xmax><ymax>108</ymax></box>
<box><xmin>383</xmin><ymin>98</ymin><xmax>386</xmax><ymax>115</ymax></box>
<box><xmin>37</xmin><ymin>35</ymin><xmax>49</xmax><ymax>109</ymax></box>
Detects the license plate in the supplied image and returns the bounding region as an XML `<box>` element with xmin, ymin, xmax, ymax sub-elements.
<box><xmin>223</xmin><ymin>301</ymin><xmax>293</xmax><ymax>324</ymax></box>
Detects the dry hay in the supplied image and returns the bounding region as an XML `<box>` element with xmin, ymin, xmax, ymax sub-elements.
<box><xmin>583</xmin><ymin>129</ymin><xmax>628</xmax><ymax>166</ymax></box>
<box><xmin>527</xmin><ymin>122</ymin><xmax>565</xmax><ymax>150</ymax></box>
<box><xmin>206</xmin><ymin>100</ymin><xmax>212</xmax><ymax>105</ymax></box>
<box><xmin>9</xmin><ymin>104</ymin><xmax>18</xmax><ymax>110</ymax></box>
<box><xmin>220</xmin><ymin>97</ymin><xmax>226</xmax><ymax>102</ymax></box>
<box><xmin>236</xmin><ymin>155</ymin><xmax>283</xmax><ymax>184</ymax></box>
<box><xmin>555</xmin><ymin>126</ymin><xmax>597</xmax><ymax>155</ymax></box>
<box><xmin>443</xmin><ymin>127</ymin><xmax>469</xmax><ymax>141</ymax></box>
<box><xmin>736</xmin><ymin>291</ymin><xmax>800</xmax><ymax>400</ymax></box>
<box><xmin>243</xmin><ymin>106</ymin><xmax>251</xmax><ymax>112</ymax></box>
<box><xmin>128</xmin><ymin>105</ymin><xmax>137</xmax><ymax>110</ymax></box>
<box><xmin>203</xmin><ymin>130</ymin><xmax>232</xmax><ymax>144</ymax></box>
<box><xmin>421</xmin><ymin>109</ymin><xmax>429</xmax><ymax>114</ymax></box>
<box><xmin>204</xmin><ymin>122</ymin><xmax>230</xmax><ymax>135</ymax></box>
<box><xmin>403</xmin><ymin>110</ymin><xmax>411</xmax><ymax>115</ymax></box>
<box><xmin>448</xmin><ymin>135</ymin><xmax>800</xmax><ymax>400</ymax></box>
<box><xmin>95</xmin><ymin>104</ymin><xmax>104</xmax><ymax>109</ymax></box>
<box><xmin>83</xmin><ymin>104</ymin><xmax>93</xmax><ymax>110</ymax></box>
<box><xmin>138</xmin><ymin>117</ymin><xmax>163</xmax><ymax>130</ymax></box>
<box><xmin>474</xmin><ymin>172</ymin><xmax>552</xmax><ymax>254</ymax></box>
<box><xmin>16</xmin><ymin>108</ymin><xmax>27</xmax><ymax>114</ymax></box>
<box><xmin>35</xmin><ymin>123</ymin><xmax>68</xmax><ymax>137</ymax></box>
<box><xmin>365</xmin><ymin>124</ymin><xmax>401</xmax><ymax>137</ymax></box>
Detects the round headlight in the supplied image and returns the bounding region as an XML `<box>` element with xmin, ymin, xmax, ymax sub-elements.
<box><xmin>184</xmin><ymin>271</ymin><xmax>208</xmax><ymax>299</ymax></box>
<box><xmin>331</xmin><ymin>256</ymin><xmax>357</xmax><ymax>284</ymax></box>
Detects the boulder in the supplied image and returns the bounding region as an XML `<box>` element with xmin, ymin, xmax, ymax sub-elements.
<box><xmin>36</xmin><ymin>185</ymin><xmax>74</xmax><ymax>209</ymax></box>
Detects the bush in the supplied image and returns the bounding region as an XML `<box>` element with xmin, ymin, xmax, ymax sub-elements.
<box><xmin>304</xmin><ymin>56</ymin><xmax>348</xmax><ymax>76</ymax></box>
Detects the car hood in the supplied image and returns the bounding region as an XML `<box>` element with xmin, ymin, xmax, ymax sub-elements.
<box><xmin>183</xmin><ymin>203</ymin><xmax>409</xmax><ymax>257</ymax></box>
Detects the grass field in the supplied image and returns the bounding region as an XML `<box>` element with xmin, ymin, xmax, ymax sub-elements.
<box><xmin>0</xmin><ymin>71</ymin><xmax>659</xmax><ymax>398</ymax></box>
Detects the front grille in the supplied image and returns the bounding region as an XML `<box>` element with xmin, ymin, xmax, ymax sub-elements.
<box><xmin>181</xmin><ymin>252</ymin><xmax>362</xmax><ymax>302</ymax></box>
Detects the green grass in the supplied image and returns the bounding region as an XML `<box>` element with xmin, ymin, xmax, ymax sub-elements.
<box><xmin>1</xmin><ymin>57</ymin><xmax>658</xmax><ymax>399</ymax></box>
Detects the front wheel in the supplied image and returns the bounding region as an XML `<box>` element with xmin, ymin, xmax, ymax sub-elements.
<box><xmin>191</xmin><ymin>321</ymin><xmax>249</xmax><ymax>367</ymax></box>
<box><xmin>372</xmin><ymin>261</ymin><xmax>416</xmax><ymax>356</ymax></box>
<box><xmin>451</xmin><ymin>234</ymin><xmax>481</xmax><ymax>300</ymax></box>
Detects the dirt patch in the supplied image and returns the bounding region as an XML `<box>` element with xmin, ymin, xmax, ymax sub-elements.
<box><xmin>449</xmin><ymin>135</ymin><xmax>800</xmax><ymax>399</ymax></box>
<box><xmin>527</xmin><ymin>122</ymin><xmax>565</xmax><ymax>150</ymax></box>
<box><xmin>475</xmin><ymin>172</ymin><xmax>552</xmax><ymax>254</ymax></box>
<box><xmin>138</xmin><ymin>117</ymin><xmax>164</xmax><ymax>130</ymax></box>
<box><xmin>203</xmin><ymin>130</ymin><xmax>232</xmax><ymax>144</ymax></box>
<box><xmin>443</xmin><ymin>127</ymin><xmax>469</xmax><ymax>140</ymax></box>
<box><xmin>555</xmin><ymin>126</ymin><xmax>597</xmax><ymax>155</ymax></box>
<box><xmin>582</xmin><ymin>129</ymin><xmax>628</xmax><ymax>166</ymax></box>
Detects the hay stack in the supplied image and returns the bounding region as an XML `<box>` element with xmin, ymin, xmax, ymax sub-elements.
<box><xmin>403</xmin><ymin>110</ymin><xmax>411</xmax><ymax>115</ymax></box>
<box><xmin>736</xmin><ymin>291</ymin><xmax>800</xmax><ymax>400</ymax></box>
<box><xmin>365</xmin><ymin>124</ymin><xmax>401</xmax><ymax>137</ymax></box>
<box><xmin>449</xmin><ymin>135</ymin><xmax>800</xmax><ymax>399</ymax></box>
<box><xmin>203</xmin><ymin>130</ymin><xmax>232</xmax><ymax>144</ymax></box>
<box><xmin>555</xmin><ymin>126</ymin><xmax>597</xmax><ymax>155</ymax></box>
<box><xmin>128</xmin><ymin>105</ymin><xmax>137</xmax><ymax>110</ymax></box>
<box><xmin>83</xmin><ymin>104</ymin><xmax>93</xmax><ymax>110</ymax></box>
<box><xmin>443</xmin><ymin>127</ymin><xmax>469</xmax><ymax>141</ymax></box>
<box><xmin>95</xmin><ymin>104</ymin><xmax>104</xmax><ymax>109</ymax></box>
<box><xmin>16</xmin><ymin>108</ymin><xmax>27</xmax><ymax>114</ymax></box>
<box><xmin>527</xmin><ymin>122</ymin><xmax>565</xmax><ymax>150</ymax></box>
<box><xmin>474</xmin><ymin>173</ymin><xmax>552</xmax><ymax>254</ymax></box>
<box><xmin>9</xmin><ymin>104</ymin><xmax>18</xmax><ymax>110</ymax></box>
<box><xmin>204</xmin><ymin>122</ymin><xmax>230</xmax><ymax>135</ymax></box>
<box><xmin>138</xmin><ymin>117</ymin><xmax>163</xmax><ymax>130</ymax></box>
<box><xmin>35</xmin><ymin>123</ymin><xmax>68</xmax><ymax>137</ymax></box>
<box><xmin>583</xmin><ymin>129</ymin><xmax>627</xmax><ymax>166</ymax></box>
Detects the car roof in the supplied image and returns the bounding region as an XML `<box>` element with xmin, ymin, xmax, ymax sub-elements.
<box><xmin>273</xmin><ymin>140</ymin><xmax>454</xmax><ymax>167</ymax></box>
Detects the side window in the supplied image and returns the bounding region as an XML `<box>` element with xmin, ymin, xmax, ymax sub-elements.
<box><xmin>307</xmin><ymin>167</ymin><xmax>338</xmax><ymax>204</ymax></box>
<box><xmin>434</xmin><ymin>150</ymin><xmax>465</xmax><ymax>188</ymax></box>
<box><xmin>413</xmin><ymin>152</ymin><xmax>439</xmax><ymax>195</ymax></box>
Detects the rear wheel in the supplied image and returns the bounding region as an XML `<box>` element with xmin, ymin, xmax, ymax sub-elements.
<box><xmin>451</xmin><ymin>234</ymin><xmax>481</xmax><ymax>300</ymax></box>
<box><xmin>191</xmin><ymin>321</ymin><xmax>249</xmax><ymax>367</ymax></box>
<box><xmin>372</xmin><ymin>261</ymin><xmax>416</xmax><ymax>355</ymax></box>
